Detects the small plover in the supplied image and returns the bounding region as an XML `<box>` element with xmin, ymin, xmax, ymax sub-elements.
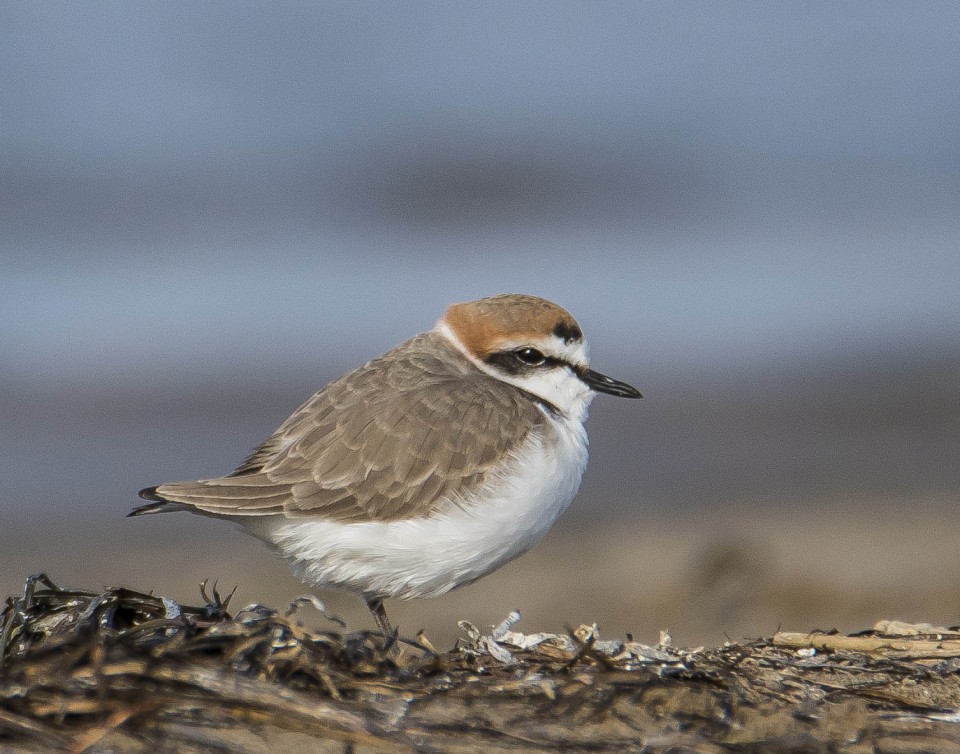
<box><xmin>131</xmin><ymin>294</ymin><xmax>641</xmax><ymax>635</ymax></box>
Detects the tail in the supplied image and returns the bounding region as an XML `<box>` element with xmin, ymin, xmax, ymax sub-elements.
<box><xmin>127</xmin><ymin>486</ymin><xmax>182</xmax><ymax>517</ymax></box>
<box><xmin>128</xmin><ymin>476</ymin><xmax>289</xmax><ymax>518</ymax></box>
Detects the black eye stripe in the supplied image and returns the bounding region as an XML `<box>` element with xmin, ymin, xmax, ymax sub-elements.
<box><xmin>484</xmin><ymin>349</ymin><xmax>568</xmax><ymax>375</ymax></box>
<box><xmin>538</xmin><ymin>354</ymin><xmax>566</xmax><ymax>368</ymax></box>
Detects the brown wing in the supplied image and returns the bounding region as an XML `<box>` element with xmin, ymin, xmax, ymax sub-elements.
<box><xmin>149</xmin><ymin>333</ymin><xmax>547</xmax><ymax>522</ymax></box>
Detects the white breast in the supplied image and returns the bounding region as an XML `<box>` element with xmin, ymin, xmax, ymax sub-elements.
<box><xmin>249</xmin><ymin>411</ymin><xmax>590</xmax><ymax>600</ymax></box>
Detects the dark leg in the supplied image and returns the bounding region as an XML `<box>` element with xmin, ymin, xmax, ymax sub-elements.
<box><xmin>365</xmin><ymin>596</ymin><xmax>395</xmax><ymax>637</ymax></box>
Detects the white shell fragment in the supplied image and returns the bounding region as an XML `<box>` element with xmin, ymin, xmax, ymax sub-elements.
<box><xmin>161</xmin><ymin>598</ymin><xmax>182</xmax><ymax>620</ymax></box>
<box><xmin>491</xmin><ymin>610</ymin><xmax>522</xmax><ymax>640</ymax></box>
<box><xmin>457</xmin><ymin>613</ymin><xmax>690</xmax><ymax>669</ymax></box>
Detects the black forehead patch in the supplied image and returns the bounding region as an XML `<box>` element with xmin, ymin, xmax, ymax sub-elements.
<box><xmin>553</xmin><ymin>322</ymin><xmax>583</xmax><ymax>344</ymax></box>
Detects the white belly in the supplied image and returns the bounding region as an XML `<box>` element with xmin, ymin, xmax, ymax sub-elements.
<box><xmin>248</xmin><ymin>415</ymin><xmax>589</xmax><ymax>600</ymax></box>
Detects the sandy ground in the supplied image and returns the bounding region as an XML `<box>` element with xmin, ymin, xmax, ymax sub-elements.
<box><xmin>5</xmin><ymin>493</ymin><xmax>960</xmax><ymax>649</ymax></box>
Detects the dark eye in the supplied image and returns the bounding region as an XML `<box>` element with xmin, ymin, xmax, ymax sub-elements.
<box><xmin>514</xmin><ymin>347</ymin><xmax>546</xmax><ymax>366</ymax></box>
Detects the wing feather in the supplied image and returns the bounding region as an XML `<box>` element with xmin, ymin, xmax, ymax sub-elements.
<box><xmin>148</xmin><ymin>332</ymin><xmax>547</xmax><ymax>522</ymax></box>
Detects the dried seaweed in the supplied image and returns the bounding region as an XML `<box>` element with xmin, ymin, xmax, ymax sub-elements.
<box><xmin>4</xmin><ymin>574</ymin><xmax>960</xmax><ymax>752</ymax></box>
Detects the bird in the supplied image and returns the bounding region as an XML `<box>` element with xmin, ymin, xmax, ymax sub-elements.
<box><xmin>130</xmin><ymin>294</ymin><xmax>642</xmax><ymax>637</ymax></box>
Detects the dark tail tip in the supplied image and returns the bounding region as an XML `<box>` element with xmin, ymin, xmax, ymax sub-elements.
<box><xmin>128</xmin><ymin>486</ymin><xmax>169</xmax><ymax>517</ymax></box>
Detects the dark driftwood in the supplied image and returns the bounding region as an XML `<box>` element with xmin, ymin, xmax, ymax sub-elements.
<box><xmin>3</xmin><ymin>575</ymin><xmax>960</xmax><ymax>753</ymax></box>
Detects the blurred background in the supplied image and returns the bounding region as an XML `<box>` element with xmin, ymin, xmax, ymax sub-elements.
<box><xmin>3</xmin><ymin>2</ymin><xmax>959</xmax><ymax>647</ymax></box>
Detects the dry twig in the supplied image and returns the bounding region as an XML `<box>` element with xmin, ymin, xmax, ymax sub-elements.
<box><xmin>4</xmin><ymin>575</ymin><xmax>960</xmax><ymax>752</ymax></box>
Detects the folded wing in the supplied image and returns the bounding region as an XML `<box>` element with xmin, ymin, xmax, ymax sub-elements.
<box><xmin>135</xmin><ymin>334</ymin><xmax>546</xmax><ymax>523</ymax></box>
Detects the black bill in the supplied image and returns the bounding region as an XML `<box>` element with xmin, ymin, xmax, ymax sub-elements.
<box><xmin>580</xmin><ymin>368</ymin><xmax>643</xmax><ymax>398</ymax></box>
